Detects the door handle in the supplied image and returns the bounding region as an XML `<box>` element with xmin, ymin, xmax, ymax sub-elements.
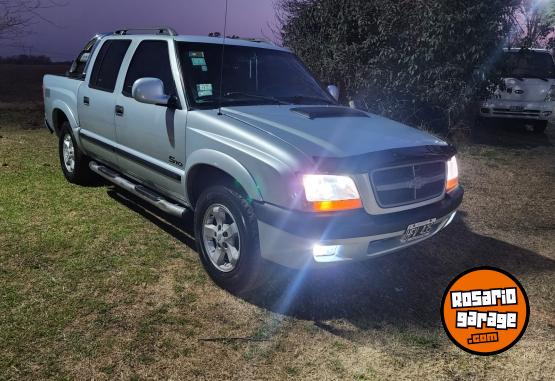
<box><xmin>83</xmin><ymin>96</ymin><xmax>90</xmax><ymax>106</ymax></box>
<box><xmin>115</xmin><ymin>105</ymin><xmax>124</xmax><ymax>116</ymax></box>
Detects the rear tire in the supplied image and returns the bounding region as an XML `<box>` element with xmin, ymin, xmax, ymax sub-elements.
<box><xmin>194</xmin><ymin>185</ymin><xmax>269</xmax><ymax>294</ymax></box>
<box><xmin>58</xmin><ymin>122</ymin><xmax>96</xmax><ymax>185</ymax></box>
<box><xmin>532</xmin><ymin>120</ymin><xmax>548</xmax><ymax>134</ymax></box>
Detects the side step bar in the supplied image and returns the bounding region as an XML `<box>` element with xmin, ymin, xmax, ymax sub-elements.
<box><xmin>89</xmin><ymin>161</ymin><xmax>188</xmax><ymax>218</ymax></box>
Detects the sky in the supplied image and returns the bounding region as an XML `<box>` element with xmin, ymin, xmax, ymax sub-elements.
<box><xmin>0</xmin><ymin>0</ymin><xmax>279</xmax><ymax>61</ymax></box>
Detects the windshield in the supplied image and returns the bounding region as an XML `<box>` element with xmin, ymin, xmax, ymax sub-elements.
<box><xmin>177</xmin><ymin>42</ymin><xmax>336</xmax><ymax>109</ymax></box>
<box><xmin>499</xmin><ymin>51</ymin><xmax>555</xmax><ymax>79</ymax></box>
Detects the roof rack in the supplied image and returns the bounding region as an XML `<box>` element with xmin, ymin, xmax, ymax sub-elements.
<box><xmin>114</xmin><ymin>27</ymin><xmax>177</xmax><ymax>36</ymax></box>
<box><xmin>238</xmin><ymin>37</ymin><xmax>272</xmax><ymax>44</ymax></box>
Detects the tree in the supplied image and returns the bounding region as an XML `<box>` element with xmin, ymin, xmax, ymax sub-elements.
<box><xmin>511</xmin><ymin>0</ymin><xmax>555</xmax><ymax>48</ymax></box>
<box><xmin>277</xmin><ymin>0</ymin><xmax>520</xmax><ymax>132</ymax></box>
<box><xmin>0</xmin><ymin>0</ymin><xmax>63</xmax><ymax>42</ymax></box>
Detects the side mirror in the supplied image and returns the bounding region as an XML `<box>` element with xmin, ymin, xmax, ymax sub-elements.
<box><xmin>327</xmin><ymin>85</ymin><xmax>340</xmax><ymax>102</ymax></box>
<box><xmin>132</xmin><ymin>78</ymin><xmax>171</xmax><ymax>106</ymax></box>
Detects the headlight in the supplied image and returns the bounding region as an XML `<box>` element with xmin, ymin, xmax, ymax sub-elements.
<box><xmin>545</xmin><ymin>85</ymin><xmax>555</xmax><ymax>102</ymax></box>
<box><xmin>303</xmin><ymin>174</ymin><xmax>362</xmax><ymax>212</ymax></box>
<box><xmin>446</xmin><ymin>156</ymin><xmax>459</xmax><ymax>192</ymax></box>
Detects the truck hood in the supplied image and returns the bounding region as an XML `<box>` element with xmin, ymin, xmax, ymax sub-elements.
<box><xmin>497</xmin><ymin>78</ymin><xmax>555</xmax><ymax>102</ymax></box>
<box><xmin>221</xmin><ymin>105</ymin><xmax>446</xmax><ymax>158</ymax></box>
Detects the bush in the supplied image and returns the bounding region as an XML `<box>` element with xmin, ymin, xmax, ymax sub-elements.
<box><xmin>278</xmin><ymin>0</ymin><xmax>519</xmax><ymax>132</ymax></box>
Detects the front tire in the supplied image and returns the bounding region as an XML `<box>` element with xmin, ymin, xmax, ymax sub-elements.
<box><xmin>58</xmin><ymin>122</ymin><xmax>95</xmax><ymax>185</ymax></box>
<box><xmin>194</xmin><ymin>185</ymin><xmax>268</xmax><ymax>294</ymax></box>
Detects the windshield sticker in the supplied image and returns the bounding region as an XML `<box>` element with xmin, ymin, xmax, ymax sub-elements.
<box><xmin>189</xmin><ymin>51</ymin><xmax>208</xmax><ymax>71</ymax></box>
<box><xmin>191</xmin><ymin>57</ymin><xmax>207</xmax><ymax>66</ymax></box>
<box><xmin>197</xmin><ymin>83</ymin><xmax>213</xmax><ymax>97</ymax></box>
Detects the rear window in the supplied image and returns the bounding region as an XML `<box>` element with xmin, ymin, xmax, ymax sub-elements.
<box><xmin>68</xmin><ymin>37</ymin><xmax>99</xmax><ymax>78</ymax></box>
<box><xmin>89</xmin><ymin>40</ymin><xmax>131</xmax><ymax>92</ymax></box>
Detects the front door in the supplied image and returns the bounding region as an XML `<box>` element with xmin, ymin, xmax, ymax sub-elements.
<box><xmin>114</xmin><ymin>40</ymin><xmax>187</xmax><ymax>202</ymax></box>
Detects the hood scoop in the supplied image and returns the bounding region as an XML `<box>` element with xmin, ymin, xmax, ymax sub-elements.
<box><xmin>291</xmin><ymin>106</ymin><xmax>369</xmax><ymax>119</ymax></box>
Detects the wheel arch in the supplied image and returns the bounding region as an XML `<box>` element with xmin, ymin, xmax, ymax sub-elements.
<box><xmin>185</xmin><ymin>150</ymin><xmax>263</xmax><ymax>207</ymax></box>
<box><xmin>51</xmin><ymin>101</ymin><xmax>79</xmax><ymax>136</ymax></box>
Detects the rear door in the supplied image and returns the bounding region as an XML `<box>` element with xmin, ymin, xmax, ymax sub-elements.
<box><xmin>114</xmin><ymin>39</ymin><xmax>187</xmax><ymax>201</ymax></box>
<box><xmin>77</xmin><ymin>39</ymin><xmax>131</xmax><ymax>166</ymax></box>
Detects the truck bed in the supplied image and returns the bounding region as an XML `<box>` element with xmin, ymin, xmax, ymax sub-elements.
<box><xmin>43</xmin><ymin>74</ymin><xmax>84</xmax><ymax>132</ymax></box>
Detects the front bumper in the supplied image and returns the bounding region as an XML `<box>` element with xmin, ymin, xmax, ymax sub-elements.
<box><xmin>254</xmin><ymin>186</ymin><xmax>463</xmax><ymax>268</ymax></box>
<box><xmin>480</xmin><ymin>100</ymin><xmax>554</xmax><ymax>121</ymax></box>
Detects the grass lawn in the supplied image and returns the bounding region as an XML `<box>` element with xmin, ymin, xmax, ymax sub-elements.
<box><xmin>1</xmin><ymin>98</ymin><xmax>554</xmax><ymax>378</ymax></box>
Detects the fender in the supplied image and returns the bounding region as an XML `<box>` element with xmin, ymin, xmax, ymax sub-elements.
<box><xmin>52</xmin><ymin>99</ymin><xmax>89</xmax><ymax>152</ymax></box>
<box><xmin>51</xmin><ymin>99</ymin><xmax>81</xmax><ymax>139</ymax></box>
<box><xmin>185</xmin><ymin>149</ymin><xmax>263</xmax><ymax>203</ymax></box>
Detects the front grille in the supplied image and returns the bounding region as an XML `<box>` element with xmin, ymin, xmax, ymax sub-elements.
<box><xmin>370</xmin><ymin>161</ymin><xmax>446</xmax><ymax>208</ymax></box>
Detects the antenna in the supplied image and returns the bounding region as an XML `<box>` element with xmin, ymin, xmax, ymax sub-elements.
<box><xmin>217</xmin><ymin>0</ymin><xmax>229</xmax><ymax>116</ymax></box>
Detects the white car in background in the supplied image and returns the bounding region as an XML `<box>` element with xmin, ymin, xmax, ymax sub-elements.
<box><xmin>480</xmin><ymin>48</ymin><xmax>555</xmax><ymax>133</ymax></box>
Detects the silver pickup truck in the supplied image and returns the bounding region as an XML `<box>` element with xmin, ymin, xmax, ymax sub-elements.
<box><xmin>43</xmin><ymin>28</ymin><xmax>463</xmax><ymax>292</ymax></box>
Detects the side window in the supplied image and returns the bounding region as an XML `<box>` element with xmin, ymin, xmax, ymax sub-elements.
<box><xmin>89</xmin><ymin>40</ymin><xmax>131</xmax><ymax>92</ymax></box>
<box><xmin>123</xmin><ymin>40</ymin><xmax>177</xmax><ymax>97</ymax></box>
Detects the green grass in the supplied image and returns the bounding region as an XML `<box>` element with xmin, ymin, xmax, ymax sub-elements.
<box><xmin>1</xmin><ymin>110</ymin><xmax>554</xmax><ymax>380</ymax></box>
<box><xmin>0</xmin><ymin>128</ymin><xmax>194</xmax><ymax>379</ymax></box>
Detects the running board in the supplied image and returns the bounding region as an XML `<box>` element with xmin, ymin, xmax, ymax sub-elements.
<box><xmin>89</xmin><ymin>161</ymin><xmax>188</xmax><ymax>218</ymax></box>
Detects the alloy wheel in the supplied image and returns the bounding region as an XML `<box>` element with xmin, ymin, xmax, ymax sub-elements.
<box><xmin>202</xmin><ymin>204</ymin><xmax>241</xmax><ymax>273</ymax></box>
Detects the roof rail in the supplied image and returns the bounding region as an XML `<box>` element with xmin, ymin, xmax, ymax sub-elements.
<box><xmin>114</xmin><ymin>27</ymin><xmax>177</xmax><ymax>36</ymax></box>
<box><xmin>238</xmin><ymin>37</ymin><xmax>273</xmax><ymax>44</ymax></box>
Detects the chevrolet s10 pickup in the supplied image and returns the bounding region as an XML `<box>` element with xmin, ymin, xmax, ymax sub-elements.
<box><xmin>43</xmin><ymin>27</ymin><xmax>463</xmax><ymax>292</ymax></box>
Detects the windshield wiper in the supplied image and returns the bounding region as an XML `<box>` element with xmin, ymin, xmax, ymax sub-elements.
<box><xmin>285</xmin><ymin>95</ymin><xmax>335</xmax><ymax>105</ymax></box>
<box><xmin>224</xmin><ymin>92</ymin><xmax>289</xmax><ymax>105</ymax></box>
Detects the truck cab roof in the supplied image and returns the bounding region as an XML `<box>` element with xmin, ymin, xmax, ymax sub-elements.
<box><xmin>100</xmin><ymin>28</ymin><xmax>289</xmax><ymax>52</ymax></box>
<box><xmin>66</xmin><ymin>28</ymin><xmax>289</xmax><ymax>80</ymax></box>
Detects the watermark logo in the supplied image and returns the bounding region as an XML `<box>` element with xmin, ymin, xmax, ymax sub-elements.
<box><xmin>441</xmin><ymin>267</ymin><xmax>529</xmax><ymax>355</ymax></box>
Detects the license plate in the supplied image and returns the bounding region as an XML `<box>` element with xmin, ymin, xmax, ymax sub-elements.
<box><xmin>401</xmin><ymin>218</ymin><xmax>437</xmax><ymax>242</ymax></box>
<box><xmin>509</xmin><ymin>105</ymin><xmax>524</xmax><ymax>111</ymax></box>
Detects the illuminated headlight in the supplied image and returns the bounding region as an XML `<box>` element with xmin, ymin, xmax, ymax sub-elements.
<box><xmin>546</xmin><ymin>85</ymin><xmax>555</xmax><ymax>102</ymax></box>
<box><xmin>313</xmin><ymin>244</ymin><xmax>340</xmax><ymax>257</ymax></box>
<box><xmin>446</xmin><ymin>156</ymin><xmax>459</xmax><ymax>192</ymax></box>
<box><xmin>303</xmin><ymin>174</ymin><xmax>362</xmax><ymax>212</ymax></box>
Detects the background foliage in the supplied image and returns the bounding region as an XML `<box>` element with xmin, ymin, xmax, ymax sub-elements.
<box><xmin>511</xmin><ymin>0</ymin><xmax>555</xmax><ymax>49</ymax></box>
<box><xmin>278</xmin><ymin>0</ymin><xmax>522</xmax><ymax>132</ymax></box>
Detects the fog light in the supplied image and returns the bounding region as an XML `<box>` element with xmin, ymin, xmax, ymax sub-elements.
<box><xmin>313</xmin><ymin>244</ymin><xmax>340</xmax><ymax>257</ymax></box>
<box><xmin>542</xmin><ymin>111</ymin><xmax>552</xmax><ymax>117</ymax></box>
